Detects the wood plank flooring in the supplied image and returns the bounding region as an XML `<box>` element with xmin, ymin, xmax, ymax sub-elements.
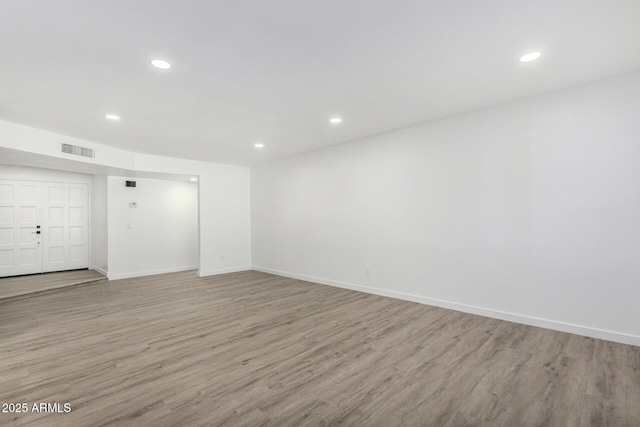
<box><xmin>1</xmin><ymin>270</ymin><xmax>638</xmax><ymax>426</ymax></box>
<box><xmin>0</xmin><ymin>269</ymin><xmax>105</xmax><ymax>300</ymax></box>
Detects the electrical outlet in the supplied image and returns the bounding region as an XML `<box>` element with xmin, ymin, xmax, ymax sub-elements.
<box><xmin>364</xmin><ymin>267</ymin><xmax>370</xmax><ymax>277</ymax></box>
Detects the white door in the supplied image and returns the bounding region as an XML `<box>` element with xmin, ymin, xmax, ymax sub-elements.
<box><xmin>0</xmin><ymin>181</ymin><xmax>43</xmax><ymax>277</ymax></box>
<box><xmin>42</xmin><ymin>183</ymin><xmax>89</xmax><ymax>272</ymax></box>
<box><xmin>0</xmin><ymin>180</ymin><xmax>89</xmax><ymax>277</ymax></box>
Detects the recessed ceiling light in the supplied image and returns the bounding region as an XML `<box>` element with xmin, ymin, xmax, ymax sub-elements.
<box><xmin>189</xmin><ymin>177</ymin><xmax>198</xmax><ymax>182</ymax></box>
<box><xmin>329</xmin><ymin>117</ymin><xmax>342</xmax><ymax>124</ymax></box>
<box><xmin>150</xmin><ymin>59</ymin><xmax>172</xmax><ymax>69</ymax></box>
<box><xmin>254</xmin><ymin>143</ymin><xmax>265</xmax><ymax>148</ymax></box>
<box><xmin>105</xmin><ymin>114</ymin><xmax>120</xmax><ymax>120</ymax></box>
<box><xmin>520</xmin><ymin>52</ymin><xmax>541</xmax><ymax>62</ymax></box>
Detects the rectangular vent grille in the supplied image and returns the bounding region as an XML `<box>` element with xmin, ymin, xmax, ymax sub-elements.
<box><xmin>61</xmin><ymin>143</ymin><xmax>95</xmax><ymax>158</ymax></box>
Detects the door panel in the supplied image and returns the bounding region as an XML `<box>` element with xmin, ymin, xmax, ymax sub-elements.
<box><xmin>0</xmin><ymin>181</ymin><xmax>43</xmax><ymax>277</ymax></box>
<box><xmin>42</xmin><ymin>183</ymin><xmax>89</xmax><ymax>272</ymax></box>
<box><xmin>67</xmin><ymin>184</ymin><xmax>89</xmax><ymax>268</ymax></box>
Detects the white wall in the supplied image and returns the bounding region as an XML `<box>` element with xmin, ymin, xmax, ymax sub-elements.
<box><xmin>251</xmin><ymin>71</ymin><xmax>640</xmax><ymax>346</ymax></box>
<box><xmin>0</xmin><ymin>120</ymin><xmax>135</xmax><ymax>170</ymax></box>
<box><xmin>0</xmin><ymin>165</ymin><xmax>93</xmax><ymax>186</ymax></box>
<box><xmin>92</xmin><ymin>175</ymin><xmax>108</xmax><ymax>274</ymax></box>
<box><xmin>107</xmin><ymin>176</ymin><xmax>198</xmax><ymax>279</ymax></box>
<box><xmin>134</xmin><ymin>154</ymin><xmax>252</xmax><ymax>276</ymax></box>
<box><xmin>0</xmin><ymin>121</ymin><xmax>252</xmax><ymax>277</ymax></box>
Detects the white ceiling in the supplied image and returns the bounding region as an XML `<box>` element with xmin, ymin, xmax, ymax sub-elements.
<box><xmin>1</xmin><ymin>1</ymin><xmax>639</xmax><ymax>166</ymax></box>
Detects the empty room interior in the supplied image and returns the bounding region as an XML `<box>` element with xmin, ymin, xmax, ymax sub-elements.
<box><xmin>1</xmin><ymin>1</ymin><xmax>640</xmax><ymax>426</ymax></box>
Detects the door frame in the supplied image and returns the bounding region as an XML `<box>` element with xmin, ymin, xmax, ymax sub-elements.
<box><xmin>0</xmin><ymin>172</ymin><xmax>93</xmax><ymax>277</ymax></box>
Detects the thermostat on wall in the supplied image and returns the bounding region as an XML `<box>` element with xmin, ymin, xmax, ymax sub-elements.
<box><xmin>125</xmin><ymin>180</ymin><xmax>136</xmax><ymax>187</ymax></box>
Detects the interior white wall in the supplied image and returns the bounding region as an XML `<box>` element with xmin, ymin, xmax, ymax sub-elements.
<box><xmin>0</xmin><ymin>121</ymin><xmax>252</xmax><ymax>277</ymax></box>
<box><xmin>0</xmin><ymin>120</ymin><xmax>136</xmax><ymax>170</ymax></box>
<box><xmin>134</xmin><ymin>155</ymin><xmax>252</xmax><ymax>276</ymax></box>
<box><xmin>92</xmin><ymin>175</ymin><xmax>108</xmax><ymax>274</ymax></box>
<box><xmin>107</xmin><ymin>176</ymin><xmax>198</xmax><ymax>279</ymax></box>
<box><xmin>0</xmin><ymin>165</ymin><xmax>93</xmax><ymax>186</ymax></box>
<box><xmin>251</xmin><ymin>71</ymin><xmax>640</xmax><ymax>346</ymax></box>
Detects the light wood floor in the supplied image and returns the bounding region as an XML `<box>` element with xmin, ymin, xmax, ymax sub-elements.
<box><xmin>1</xmin><ymin>270</ymin><xmax>638</xmax><ymax>426</ymax></box>
<box><xmin>0</xmin><ymin>269</ymin><xmax>105</xmax><ymax>300</ymax></box>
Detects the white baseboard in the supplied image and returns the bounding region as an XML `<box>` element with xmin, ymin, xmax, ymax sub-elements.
<box><xmin>198</xmin><ymin>266</ymin><xmax>252</xmax><ymax>277</ymax></box>
<box><xmin>108</xmin><ymin>265</ymin><xmax>198</xmax><ymax>281</ymax></box>
<box><xmin>252</xmin><ymin>266</ymin><xmax>640</xmax><ymax>347</ymax></box>
<box><xmin>90</xmin><ymin>266</ymin><xmax>108</xmax><ymax>277</ymax></box>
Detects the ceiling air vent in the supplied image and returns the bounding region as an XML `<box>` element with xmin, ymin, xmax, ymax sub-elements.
<box><xmin>61</xmin><ymin>143</ymin><xmax>95</xmax><ymax>158</ymax></box>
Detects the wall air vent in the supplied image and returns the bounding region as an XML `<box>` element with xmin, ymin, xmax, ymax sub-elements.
<box><xmin>61</xmin><ymin>143</ymin><xmax>95</xmax><ymax>158</ymax></box>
